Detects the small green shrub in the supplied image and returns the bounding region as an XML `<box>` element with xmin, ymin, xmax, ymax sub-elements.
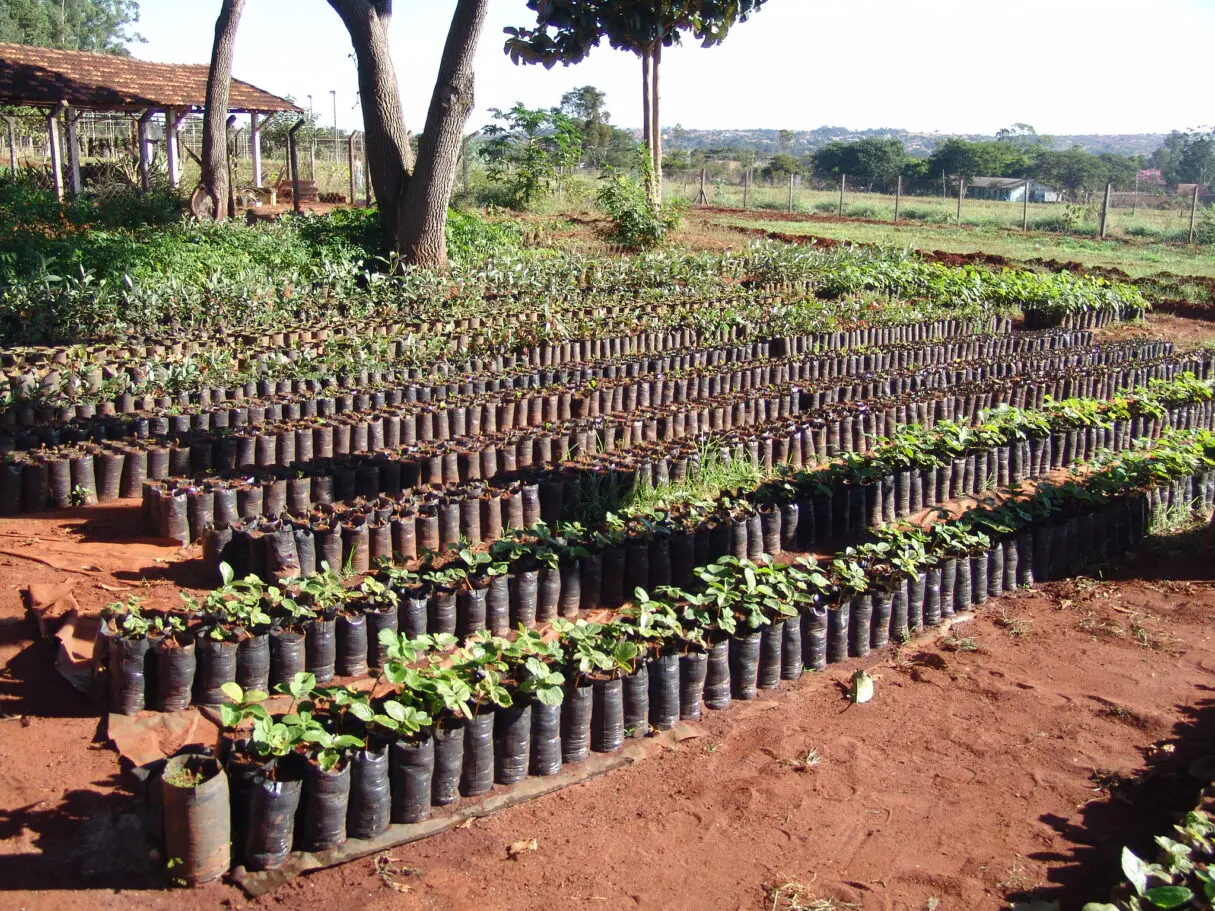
<box><xmin>899</xmin><ymin>206</ymin><xmax>948</xmax><ymax>223</ymax></box>
<box><xmin>812</xmin><ymin>200</ymin><xmax>836</xmax><ymax>214</ymax></box>
<box><xmin>597</xmin><ymin>148</ymin><xmax>681</xmax><ymax>250</ymax></box>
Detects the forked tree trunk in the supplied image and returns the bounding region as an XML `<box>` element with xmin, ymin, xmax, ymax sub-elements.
<box><xmin>398</xmin><ymin>0</ymin><xmax>488</xmax><ymax>268</ymax></box>
<box><xmin>197</xmin><ymin>0</ymin><xmax>245</xmax><ymax>221</ymax></box>
<box><xmin>327</xmin><ymin>0</ymin><xmax>413</xmax><ymax>241</ymax></box>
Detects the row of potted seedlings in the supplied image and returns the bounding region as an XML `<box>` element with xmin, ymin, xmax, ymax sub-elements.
<box><xmin>165</xmin><ymin>422</ymin><xmax>1210</xmax><ymax>879</ymax></box>
<box><xmin>1</xmin><ymin>325</ymin><xmax>1102</xmax><ymax>480</ymax></box>
<box><xmin>105</xmin><ymin>378</ymin><xmax>1215</xmax><ymax>718</ymax></box>
<box><xmin>187</xmin><ymin>371</ymin><xmax>1215</xmax><ymax>582</ymax></box>
<box><xmin>5</xmin><ymin>324</ymin><xmax>1084</xmax><ymax>451</ymax></box>
<box><xmin>135</xmin><ymin>343</ymin><xmax>1210</xmax><ymax>543</ymax></box>
<box><xmin>5</xmin><ymin>290</ymin><xmax>1010</xmax><ymax>424</ymax></box>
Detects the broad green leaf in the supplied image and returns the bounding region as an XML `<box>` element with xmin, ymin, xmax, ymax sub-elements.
<box><xmin>1122</xmin><ymin>846</ymin><xmax>1150</xmax><ymax>896</ymax></box>
<box><xmin>1143</xmin><ymin>886</ymin><xmax>1193</xmax><ymax>909</ymax></box>
<box><xmin>849</xmin><ymin>670</ymin><xmax>874</xmax><ymax>704</ymax></box>
<box><xmin>220</xmin><ymin>681</ymin><xmax>244</xmax><ymax>703</ymax></box>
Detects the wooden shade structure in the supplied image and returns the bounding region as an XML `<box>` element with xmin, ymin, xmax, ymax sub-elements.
<box><xmin>0</xmin><ymin>42</ymin><xmax>299</xmax><ymax>198</ymax></box>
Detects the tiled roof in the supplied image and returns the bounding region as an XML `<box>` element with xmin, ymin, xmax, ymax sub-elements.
<box><xmin>0</xmin><ymin>43</ymin><xmax>299</xmax><ymax>112</ymax></box>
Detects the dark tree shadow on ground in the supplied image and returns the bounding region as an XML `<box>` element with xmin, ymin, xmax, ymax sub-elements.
<box><xmin>0</xmin><ymin>771</ymin><xmax>165</xmax><ymax>891</ymax></box>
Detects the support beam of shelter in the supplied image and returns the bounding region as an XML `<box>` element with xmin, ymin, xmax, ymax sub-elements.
<box><xmin>250</xmin><ymin>111</ymin><xmax>263</xmax><ymax>188</ymax></box>
<box><xmin>137</xmin><ymin>109</ymin><xmax>154</xmax><ymax>192</ymax></box>
<box><xmin>45</xmin><ymin>103</ymin><xmax>64</xmax><ymax>201</ymax></box>
<box><xmin>65</xmin><ymin>106</ymin><xmax>82</xmax><ymax>198</ymax></box>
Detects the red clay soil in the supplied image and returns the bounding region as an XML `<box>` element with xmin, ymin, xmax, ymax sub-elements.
<box><xmin>2</xmin><ymin>503</ymin><xmax>1215</xmax><ymax>911</ymax></box>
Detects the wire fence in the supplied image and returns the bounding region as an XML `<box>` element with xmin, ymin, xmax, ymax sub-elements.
<box><xmin>663</xmin><ymin>167</ymin><xmax>1214</xmax><ymax>243</ymax></box>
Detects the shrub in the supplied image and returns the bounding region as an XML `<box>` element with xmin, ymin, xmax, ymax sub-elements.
<box><xmin>597</xmin><ymin>148</ymin><xmax>681</xmax><ymax>250</ymax></box>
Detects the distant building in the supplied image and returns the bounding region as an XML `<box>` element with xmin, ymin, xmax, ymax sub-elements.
<box><xmin>1137</xmin><ymin>168</ymin><xmax>1166</xmax><ymax>186</ymax></box>
<box><xmin>966</xmin><ymin>176</ymin><xmax>1062</xmax><ymax>203</ymax></box>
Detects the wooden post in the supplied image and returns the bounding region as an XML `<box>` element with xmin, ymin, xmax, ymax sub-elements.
<box><xmin>838</xmin><ymin>173</ymin><xmax>846</xmax><ymax>217</ymax></box>
<box><xmin>5</xmin><ymin>116</ymin><xmax>16</xmax><ymax>172</ymax></box>
<box><xmin>787</xmin><ymin>172</ymin><xmax>794</xmax><ymax>214</ymax></box>
<box><xmin>956</xmin><ymin>177</ymin><xmax>964</xmax><ymax>222</ymax></box>
<box><xmin>1189</xmin><ymin>183</ymin><xmax>1201</xmax><ymax>244</ymax></box>
<box><xmin>742</xmin><ymin>166</ymin><xmax>750</xmax><ymax>211</ymax></box>
<box><xmin>309</xmin><ymin>140</ymin><xmax>316</xmax><ymax>181</ymax></box>
<box><xmin>696</xmin><ymin>167</ymin><xmax>708</xmax><ymax>205</ymax></box>
<box><xmin>893</xmin><ymin>174</ymin><xmax>901</xmax><ymax>222</ymax></box>
<box><xmin>164</xmin><ymin>107</ymin><xmax>185</xmax><ymax>188</ymax></box>
<box><xmin>942</xmin><ymin>170</ymin><xmax>947</xmax><ymax>199</ymax></box>
<box><xmin>347</xmin><ymin>131</ymin><xmax>357</xmax><ymax>205</ymax></box>
<box><xmin>288</xmin><ymin>119</ymin><xmax>305</xmax><ymax>214</ymax></box>
<box><xmin>137</xmin><ymin>109</ymin><xmax>154</xmax><ymax>192</ymax></box>
<box><xmin>1022</xmin><ymin>178</ymin><xmax>1030</xmax><ymax>231</ymax></box>
<box><xmin>1100</xmin><ymin>181</ymin><xmax>1112</xmax><ymax>238</ymax></box>
<box><xmin>46</xmin><ymin>104</ymin><xmax>65</xmax><ymax>201</ymax></box>
<box><xmin>250</xmin><ymin>112</ymin><xmax>263</xmax><ymax>188</ymax></box>
<box><xmin>64</xmin><ymin>106</ymin><xmax>82</xmax><ymax>198</ymax></box>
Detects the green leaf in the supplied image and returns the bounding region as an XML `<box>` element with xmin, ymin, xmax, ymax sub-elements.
<box><xmin>849</xmin><ymin>670</ymin><xmax>874</xmax><ymax>704</ymax></box>
<box><xmin>348</xmin><ymin>702</ymin><xmax>374</xmax><ymax>723</ymax></box>
<box><xmin>220</xmin><ymin>681</ymin><xmax>244</xmax><ymax>704</ymax></box>
<box><xmin>289</xmin><ymin>672</ymin><xmax>316</xmax><ymax>700</ymax></box>
<box><xmin>1123</xmin><ymin>846</ymin><xmax>1150</xmax><ymax>896</ymax></box>
<box><xmin>1143</xmin><ymin>886</ymin><xmax>1193</xmax><ymax>909</ymax></box>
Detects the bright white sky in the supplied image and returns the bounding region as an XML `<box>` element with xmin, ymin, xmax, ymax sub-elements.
<box><xmin>133</xmin><ymin>0</ymin><xmax>1215</xmax><ymax>137</ymax></box>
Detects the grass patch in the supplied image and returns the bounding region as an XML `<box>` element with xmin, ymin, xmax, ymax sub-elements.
<box><xmin>708</xmin><ymin>213</ymin><xmax>1215</xmax><ymax>280</ymax></box>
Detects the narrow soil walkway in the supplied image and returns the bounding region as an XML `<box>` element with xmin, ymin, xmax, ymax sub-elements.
<box><xmin>1</xmin><ymin>505</ymin><xmax>1213</xmax><ymax>911</ymax></box>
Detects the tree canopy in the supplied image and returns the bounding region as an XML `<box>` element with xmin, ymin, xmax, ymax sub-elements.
<box><xmin>812</xmin><ymin>138</ymin><xmax>906</xmax><ymax>188</ymax></box>
<box><xmin>0</xmin><ymin>0</ymin><xmax>142</xmax><ymax>54</ymax></box>
<box><xmin>1152</xmin><ymin>130</ymin><xmax>1215</xmax><ymax>186</ymax></box>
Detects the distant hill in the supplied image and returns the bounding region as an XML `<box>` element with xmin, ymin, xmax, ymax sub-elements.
<box><xmin>659</xmin><ymin>127</ymin><xmax>1166</xmax><ymax>159</ymax></box>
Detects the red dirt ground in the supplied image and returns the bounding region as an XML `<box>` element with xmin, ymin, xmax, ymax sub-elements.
<box><xmin>2</xmin><ymin>502</ymin><xmax>1214</xmax><ymax>910</ymax></box>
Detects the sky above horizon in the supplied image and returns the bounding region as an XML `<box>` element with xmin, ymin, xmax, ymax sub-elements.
<box><xmin>132</xmin><ymin>0</ymin><xmax>1215</xmax><ymax>137</ymax></box>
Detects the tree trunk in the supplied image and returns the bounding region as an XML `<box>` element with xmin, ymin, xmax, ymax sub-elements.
<box><xmin>640</xmin><ymin>47</ymin><xmax>654</xmax><ymax>204</ymax></box>
<box><xmin>328</xmin><ymin>0</ymin><xmax>413</xmax><ymax>241</ymax></box>
<box><xmin>651</xmin><ymin>41</ymin><xmax>663</xmax><ymax>204</ymax></box>
<box><xmin>196</xmin><ymin>0</ymin><xmax>245</xmax><ymax>221</ymax></box>
<box><xmin>397</xmin><ymin>0</ymin><xmax>488</xmax><ymax>269</ymax></box>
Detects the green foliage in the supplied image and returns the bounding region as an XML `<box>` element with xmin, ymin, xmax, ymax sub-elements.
<box><xmin>505</xmin><ymin>0</ymin><xmax>771</xmax><ymax>64</ymax></box>
<box><xmin>812</xmin><ymin>138</ymin><xmax>907</xmax><ymax>189</ymax></box>
<box><xmin>0</xmin><ymin>0</ymin><xmax>142</xmax><ymax>54</ymax></box>
<box><xmin>481</xmin><ymin>103</ymin><xmax>584</xmax><ymax>209</ymax></box>
<box><xmin>597</xmin><ymin>146</ymin><xmax>680</xmax><ymax>249</ymax></box>
<box><xmin>445</xmin><ymin>210</ymin><xmax>523</xmax><ymax>266</ymax></box>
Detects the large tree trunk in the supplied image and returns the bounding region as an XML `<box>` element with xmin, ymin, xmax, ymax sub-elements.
<box><xmin>327</xmin><ymin>0</ymin><xmax>413</xmax><ymax>241</ymax></box>
<box><xmin>196</xmin><ymin>0</ymin><xmax>245</xmax><ymax>221</ymax></box>
<box><xmin>640</xmin><ymin>47</ymin><xmax>653</xmax><ymax>204</ymax></box>
<box><xmin>398</xmin><ymin>0</ymin><xmax>488</xmax><ymax>269</ymax></box>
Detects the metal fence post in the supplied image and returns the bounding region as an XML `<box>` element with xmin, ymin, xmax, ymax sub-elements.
<box><xmin>893</xmin><ymin>174</ymin><xmax>901</xmax><ymax>223</ymax></box>
<box><xmin>289</xmin><ymin>119</ymin><xmax>306</xmax><ymax>214</ymax></box>
<box><xmin>838</xmin><ymin>173</ymin><xmax>846</xmax><ymax>217</ymax></box>
<box><xmin>1190</xmin><ymin>184</ymin><xmax>1201</xmax><ymax>244</ymax></box>
<box><xmin>1022</xmin><ymin>178</ymin><xmax>1030</xmax><ymax>231</ymax></box>
<box><xmin>1100</xmin><ymin>181</ymin><xmax>1112</xmax><ymax>238</ymax></box>
<box><xmin>787</xmin><ymin>173</ymin><xmax>794</xmax><ymax>214</ymax></box>
<box><xmin>956</xmin><ymin>177</ymin><xmax>964</xmax><ymax>222</ymax></box>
